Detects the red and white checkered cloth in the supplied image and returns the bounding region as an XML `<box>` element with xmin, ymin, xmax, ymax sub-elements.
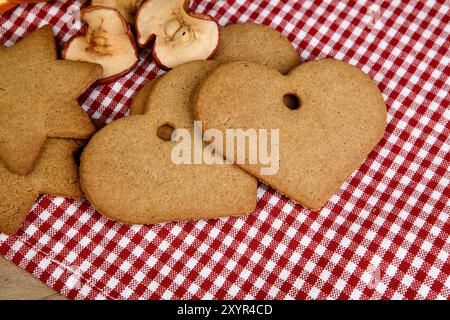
<box><xmin>1</xmin><ymin>0</ymin><xmax>449</xmax><ymax>300</ymax></box>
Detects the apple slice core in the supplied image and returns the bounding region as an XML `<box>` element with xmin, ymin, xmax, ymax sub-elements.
<box><xmin>136</xmin><ymin>0</ymin><xmax>219</xmax><ymax>69</ymax></box>
<box><xmin>63</xmin><ymin>6</ymin><xmax>138</xmax><ymax>83</ymax></box>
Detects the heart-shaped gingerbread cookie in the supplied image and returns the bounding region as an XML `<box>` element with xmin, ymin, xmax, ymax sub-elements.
<box><xmin>195</xmin><ymin>59</ymin><xmax>387</xmax><ymax>210</ymax></box>
<box><xmin>129</xmin><ymin>22</ymin><xmax>300</xmax><ymax>116</ymax></box>
<box><xmin>80</xmin><ymin>61</ymin><xmax>257</xmax><ymax>224</ymax></box>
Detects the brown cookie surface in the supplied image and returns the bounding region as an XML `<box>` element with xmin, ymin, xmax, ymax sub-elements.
<box><xmin>195</xmin><ymin>59</ymin><xmax>387</xmax><ymax>210</ymax></box>
<box><xmin>129</xmin><ymin>22</ymin><xmax>300</xmax><ymax>115</ymax></box>
<box><xmin>0</xmin><ymin>25</ymin><xmax>101</xmax><ymax>175</ymax></box>
<box><xmin>0</xmin><ymin>139</ymin><xmax>84</xmax><ymax>235</ymax></box>
<box><xmin>214</xmin><ymin>23</ymin><xmax>300</xmax><ymax>74</ymax></box>
<box><xmin>128</xmin><ymin>75</ymin><xmax>162</xmax><ymax>115</ymax></box>
<box><xmin>81</xmin><ymin>61</ymin><xmax>257</xmax><ymax>225</ymax></box>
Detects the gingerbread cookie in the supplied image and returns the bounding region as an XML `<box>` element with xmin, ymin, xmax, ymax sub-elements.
<box><xmin>0</xmin><ymin>25</ymin><xmax>102</xmax><ymax>175</ymax></box>
<box><xmin>128</xmin><ymin>75</ymin><xmax>162</xmax><ymax>115</ymax></box>
<box><xmin>81</xmin><ymin>61</ymin><xmax>257</xmax><ymax>225</ymax></box>
<box><xmin>214</xmin><ymin>23</ymin><xmax>300</xmax><ymax>74</ymax></box>
<box><xmin>129</xmin><ymin>22</ymin><xmax>300</xmax><ymax>115</ymax></box>
<box><xmin>195</xmin><ymin>59</ymin><xmax>387</xmax><ymax>210</ymax></box>
<box><xmin>0</xmin><ymin>139</ymin><xmax>84</xmax><ymax>235</ymax></box>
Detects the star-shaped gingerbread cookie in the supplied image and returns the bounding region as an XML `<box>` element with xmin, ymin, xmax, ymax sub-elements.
<box><xmin>0</xmin><ymin>138</ymin><xmax>84</xmax><ymax>235</ymax></box>
<box><xmin>0</xmin><ymin>25</ymin><xmax>102</xmax><ymax>175</ymax></box>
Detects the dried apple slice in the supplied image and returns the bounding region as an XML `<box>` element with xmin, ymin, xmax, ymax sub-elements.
<box><xmin>62</xmin><ymin>6</ymin><xmax>139</xmax><ymax>84</ymax></box>
<box><xmin>136</xmin><ymin>0</ymin><xmax>220</xmax><ymax>69</ymax></box>
<box><xmin>9</xmin><ymin>0</ymin><xmax>51</xmax><ymax>2</ymax></box>
<box><xmin>0</xmin><ymin>0</ymin><xmax>17</xmax><ymax>13</ymax></box>
<box><xmin>91</xmin><ymin>0</ymin><xmax>144</xmax><ymax>24</ymax></box>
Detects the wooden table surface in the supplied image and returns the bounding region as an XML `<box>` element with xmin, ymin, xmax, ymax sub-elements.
<box><xmin>0</xmin><ymin>255</ymin><xmax>66</xmax><ymax>300</ymax></box>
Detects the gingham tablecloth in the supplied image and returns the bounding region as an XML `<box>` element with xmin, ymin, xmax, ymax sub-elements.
<box><xmin>0</xmin><ymin>0</ymin><xmax>449</xmax><ymax>300</ymax></box>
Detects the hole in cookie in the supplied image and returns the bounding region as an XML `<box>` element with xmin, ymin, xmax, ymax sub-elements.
<box><xmin>283</xmin><ymin>93</ymin><xmax>301</xmax><ymax>110</ymax></box>
<box><xmin>157</xmin><ymin>123</ymin><xmax>175</xmax><ymax>141</ymax></box>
